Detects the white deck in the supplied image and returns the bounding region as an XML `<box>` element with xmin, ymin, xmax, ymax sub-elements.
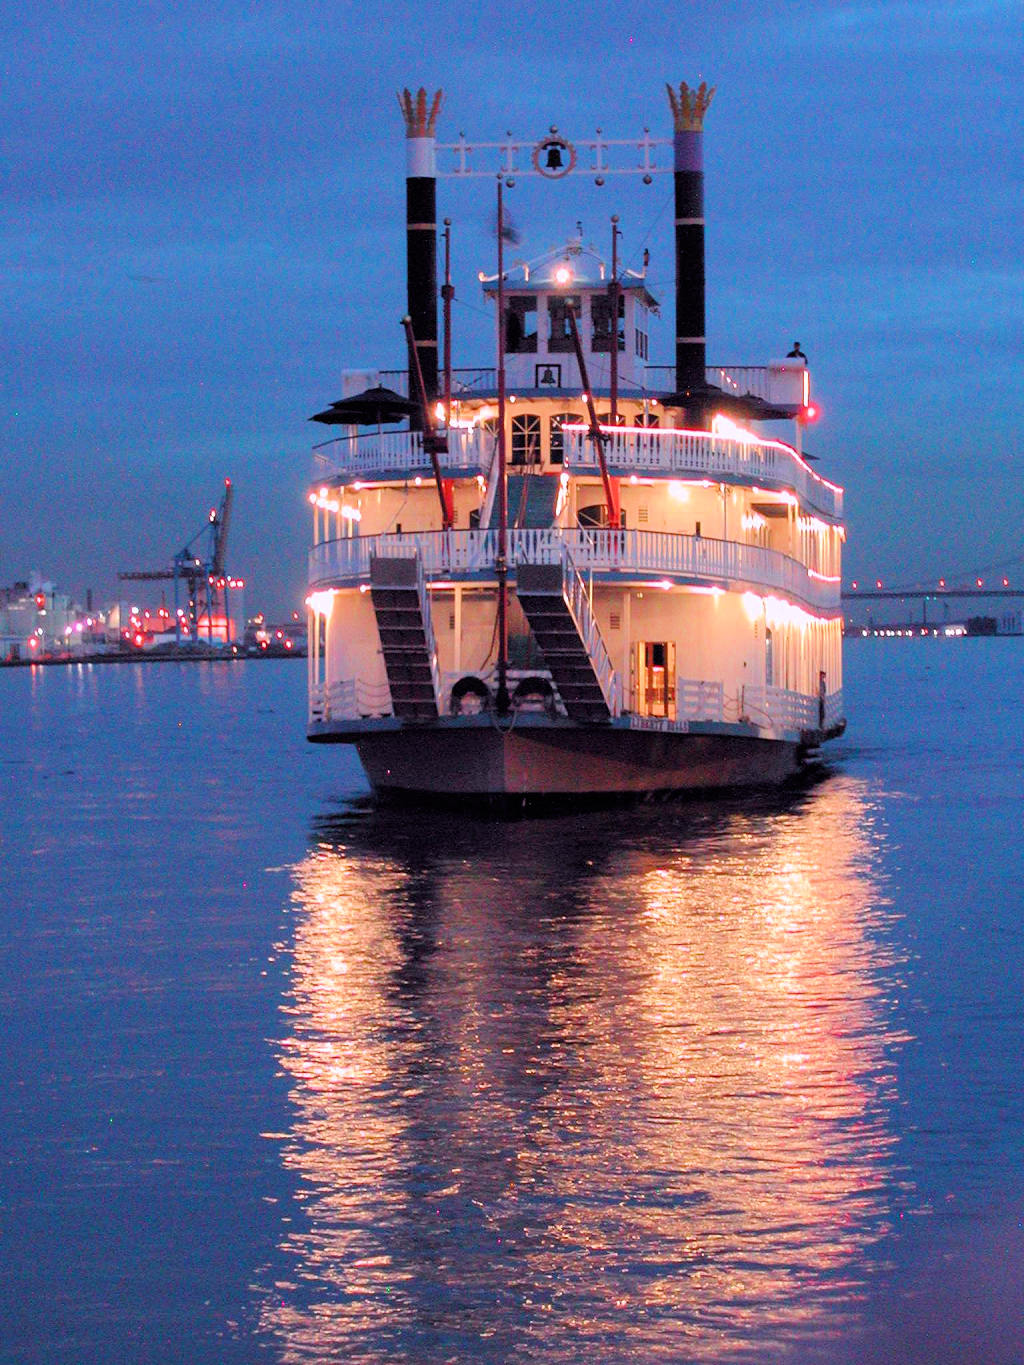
<box><xmin>312</xmin><ymin>425</ymin><xmax>843</xmax><ymax>520</ymax></box>
<box><xmin>309</xmin><ymin>528</ymin><xmax>841</xmax><ymax>612</ymax></box>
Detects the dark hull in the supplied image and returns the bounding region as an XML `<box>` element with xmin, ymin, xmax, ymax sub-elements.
<box><xmin>311</xmin><ymin>717</ymin><xmax>820</xmax><ymax>797</ymax></box>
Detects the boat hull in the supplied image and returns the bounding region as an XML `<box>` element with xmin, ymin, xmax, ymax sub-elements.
<box><xmin>310</xmin><ymin>717</ymin><xmax>813</xmax><ymax>797</ymax></box>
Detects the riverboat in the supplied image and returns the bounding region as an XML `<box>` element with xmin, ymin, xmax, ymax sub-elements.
<box><xmin>305</xmin><ymin>82</ymin><xmax>845</xmax><ymax>798</ymax></box>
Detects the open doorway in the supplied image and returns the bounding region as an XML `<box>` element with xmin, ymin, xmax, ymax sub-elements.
<box><xmin>635</xmin><ymin>641</ymin><xmax>676</xmax><ymax>719</ymax></box>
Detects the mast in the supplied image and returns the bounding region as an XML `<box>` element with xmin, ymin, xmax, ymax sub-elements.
<box><xmin>398</xmin><ymin>87</ymin><xmax>443</xmax><ymax>416</ymax></box>
<box><xmin>442</xmin><ymin>218</ymin><xmax>454</xmax><ymax>425</ymax></box>
<box><xmin>566</xmin><ymin>305</ymin><xmax>619</xmax><ymax>527</ymax></box>
<box><xmin>666</xmin><ymin>80</ymin><xmax>714</xmax><ymax>422</ymax></box>
<box><xmin>495</xmin><ymin>178</ymin><xmax>510</xmax><ymax>713</ymax></box>
<box><xmin>402</xmin><ymin>315</ymin><xmax>453</xmax><ymax>530</ymax></box>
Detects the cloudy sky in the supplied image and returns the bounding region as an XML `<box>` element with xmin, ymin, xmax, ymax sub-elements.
<box><xmin>3</xmin><ymin>0</ymin><xmax>1021</xmax><ymax>616</ymax></box>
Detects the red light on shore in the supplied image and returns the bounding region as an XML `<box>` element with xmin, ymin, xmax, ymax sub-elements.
<box><xmin>875</xmin><ymin>579</ymin><xmax>882</xmax><ymax>588</ymax></box>
<box><xmin>977</xmin><ymin>578</ymin><xmax>983</xmax><ymax>587</ymax></box>
<box><xmin>939</xmin><ymin>578</ymin><xmax>946</xmax><ymax>588</ymax></box>
<box><xmin>1003</xmin><ymin>577</ymin><xmax>1010</xmax><ymax>587</ymax></box>
<box><xmin>851</xmin><ymin>580</ymin><xmax>859</xmax><ymax>590</ymax></box>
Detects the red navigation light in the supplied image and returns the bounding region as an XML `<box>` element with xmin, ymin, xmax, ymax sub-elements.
<box><xmin>799</xmin><ymin>402</ymin><xmax>820</xmax><ymax>424</ymax></box>
<box><xmin>976</xmin><ymin>578</ymin><xmax>983</xmax><ymax>588</ymax></box>
<box><xmin>876</xmin><ymin>579</ymin><xmax>882</xmax><ymax>589</ymax></box>
<box><xmin>1003</xmin><ymin>577</ymin><xmax>1010</xmax><ymax>587</ymax></box>
<box><xmin>939</xmin><ymin>578</ymin><xmax>946</xmax><ymax>588</ymax></box>
<box><xmin>851</xmin><ymin>580</ymin><xmax>859</xmax><ymax>590</ymax></box>
<box><xmin>34</xmin><ymin>593</ymin><xmax>46</xmax><ymax>609</ymax></box>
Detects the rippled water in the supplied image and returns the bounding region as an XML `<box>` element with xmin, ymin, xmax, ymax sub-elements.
<box><xmin>1</xmin><ymin>644</ymin><xmax>1022</xmax><ymax>1363</ymax></box>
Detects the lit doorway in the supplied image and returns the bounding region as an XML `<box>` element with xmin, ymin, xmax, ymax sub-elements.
<box><xmin>636</xmin><ymin>641</ymin><xmax>676</xmax><ymax>718</ymax></box>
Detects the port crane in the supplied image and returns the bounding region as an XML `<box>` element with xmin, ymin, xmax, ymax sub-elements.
<box><xmin>119</xmin><ymin>479</ymin><xmax>237</xmax><ymax>646</ymax></box>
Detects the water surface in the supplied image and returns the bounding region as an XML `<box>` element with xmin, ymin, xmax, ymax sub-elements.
<box><xmin>1</xmin><ymin>644</ymin><xmax>1021</xmax><ymax>1362</ymax></box>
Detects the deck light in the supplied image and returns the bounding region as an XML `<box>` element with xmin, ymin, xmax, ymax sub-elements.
<box><xmin>306</xmin><ymin>590</ymin><xmax>336</xmax><ymax>616</ymax></box>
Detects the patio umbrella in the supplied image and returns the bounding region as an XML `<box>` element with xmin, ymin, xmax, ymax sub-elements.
<box><xmin>309</xmin><ymin>385</ymin><xmax>419</xmax><ymax>426</ymax></box>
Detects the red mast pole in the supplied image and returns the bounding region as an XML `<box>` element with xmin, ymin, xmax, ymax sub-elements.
<box><xmin>495</xmin><ymin>178</ymin><xmax>510</xmax><ymax>713</ymax></box>
<box><xmin>609</xmin><ymin>215</ymin><xmax>620</xmax><ymax>428</ymax></box>
<box><xmin>566</xmin><ymin>304</ymin><xmax>619</xmax><ymax>527</ymax></box>
<box><xmin>402</xmin><ymin>314</ymin><xmax>453</xmax><ymax>530</ymax></box>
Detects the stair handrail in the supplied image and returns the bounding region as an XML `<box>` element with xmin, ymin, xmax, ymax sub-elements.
<box><xmin>561</xmin><ymin>549</ymin><xmax>622</xmax><ymax>716</ymax></box>
<box><xmin>413</xmin><ymin>555</ymin><xmax>443</xmax><ymax>713</ymax></box>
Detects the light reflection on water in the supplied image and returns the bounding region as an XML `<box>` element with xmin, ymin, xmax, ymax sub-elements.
<box><xmin>263</xmin><ymin>776</ymin><xmax>908</xmax><ymax>1362</ymax></box>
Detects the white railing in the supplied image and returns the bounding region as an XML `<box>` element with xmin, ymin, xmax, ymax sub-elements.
<box><xmin>562</xmin><ymin>426</ymin><xmax>842</xmax><ymax>520</ymax></box>
<box><xmin>309</xmin><ymin>677</ymin><xmax>393</xmax><ymax>723</ymax></box>
<box><xmin>312</xmin><ymin>668</ymin><xmax>844</xmax><ymax>733</ymax></box>
<box><xmin>677</xmin><ymin>679</ymin><xmax>725</xmax><ymax>721</ymax></box>
<box><xmin>311</xmin><ymin>426</ymin><xmax>491</xmax><ymax>480</ymax></box>
<box><xmin>561</xmin><ymin>551</ymin><xmax>622</xmax><ymax>717</ymax></box>
<box><xmin>642</xmin><ymin>678</ymin><xmax>844</xmax><ymax>733</ymax></box>
<box><xmin>379</xmin><ymin>368</ymin><xmax>497</xmax><ymax>397</ymax></box>
<box><xmin>739</xmin><ymin>685</ymin><xmax>816</xmax><ymax>731</ymax></box>
<box><xmin>309</xmin><ymin>529</ymin><xmax>841</xmax><ymax>611</ymax></box>
<box><xmin>643</xmin><ymin>364</ymin><xmax>777</xmax><ymax>400</ymax></box>
<box><xmin>319</xmin><ymin>529</ymin><xmax>502</xmax><ymax>578</ymax></box>
<box><xmin>381</xmin><ymin>365</ymin><xmax>771</xmax><ymax>401</ymax></box>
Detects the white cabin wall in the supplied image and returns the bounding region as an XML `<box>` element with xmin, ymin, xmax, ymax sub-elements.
<box><xmin>326</xmin><ymin>589</ymin><xmax>388</xmax><ymax>693</ymax></box>
<box><xmin>447</xmin><ymin>590</ymin><xmax>498</xmax><ymax>676</ymax></box>
<box><xmin>596</xmin><ymin>589</ymin><xmax>764</xmax><ymax>706</ymax></box>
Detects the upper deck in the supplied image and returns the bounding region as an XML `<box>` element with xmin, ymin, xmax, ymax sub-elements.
<box><xmin>311</xmin><ymin>416</ymin><xmax>843</xmax><ymax>521</ymax></box>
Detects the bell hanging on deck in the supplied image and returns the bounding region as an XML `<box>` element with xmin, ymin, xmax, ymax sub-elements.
<box><xmin>545</xmin><ymin>144</ymin><xmax>564</xmax><ymax>170</ymax></box>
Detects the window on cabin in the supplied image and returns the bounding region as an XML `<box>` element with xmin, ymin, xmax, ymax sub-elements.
<box><xmin>577</xmin><ymin>502</ymin><xmax>626</xmax><ymax>529</ymax></box>
<box><xmin>637</xmin><ymin>411</ymin><xmax>660</xmax><ymax>427</ymax></box>
<box><xmin>549</xmin><ymin>412</ymin><xmax>578</xmax><ymax>465</ymax></box>
<box><xmin>592</xmin><ymin>293</ymin><xmax>625</xmax><ymax>352</ymax></box>
<box><xmin>634</xmin><ymin>327</ymin><xmax>648</xmax><ymax>359</ymax></box>
<box><xmin>510</xmin><ymin>413</ymin><xmax>542</xmax><ymax>466</ymax></box>
<box><xmin>596</xmin><ymin>412</ymin><xmax>627</xmax><ymax>427</ymax></box>
<box><xmin>548</xmin><ymin>294</ymin><xmax>581</xmax><ymax>353</ymax></box>
<box><xmin>505</xmin><ymin>297</ymin><xmax>537</xmax><ymax>354</ymax></box>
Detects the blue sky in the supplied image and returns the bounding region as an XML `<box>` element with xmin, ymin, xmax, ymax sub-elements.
<box><xmin>3</xmin><ymin>0</ymin><xmax>1021</xmax><ymax>615</ymax></box>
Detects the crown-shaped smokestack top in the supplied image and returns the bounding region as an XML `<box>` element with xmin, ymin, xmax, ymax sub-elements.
<box><xmin>398</xmin><ymin>87</ymin><xmax>443</xmax><ymax>138</ymax></box>
<box><xmin>666</xmin><ymin>81</ymin><xmax>715</xmax><ymax>132</ymax></box>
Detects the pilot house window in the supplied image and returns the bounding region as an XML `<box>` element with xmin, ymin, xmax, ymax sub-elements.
<box><xmin>505</xmin><ymin>297</ymin><xmax>537</xmax><ymax>354</ymax></box>
<box><xmin>591</xmin><ymin>294</ymin><xmax>625</xmax><ymax>353</ymax></box>
<box><xmin>548</xmin><ymin>294</ymin><xmax>581</xmax><ymax>353</ymax></box>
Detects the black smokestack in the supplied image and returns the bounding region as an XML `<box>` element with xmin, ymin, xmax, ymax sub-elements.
<box><xmin>667</xmin><ymin>82</ymin><xmax>715</xmax><ymax>401</ymax></box>
<box><xmin>398</xmin><ymin>87</ymin><xmax>443</xmax><ymax>408</ymax></box>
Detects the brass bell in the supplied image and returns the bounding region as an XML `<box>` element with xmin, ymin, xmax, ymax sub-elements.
<box><xmin>545</xmin><ymin>144</ymin><xmax>563</xmax><ymax>170</ymax></box>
